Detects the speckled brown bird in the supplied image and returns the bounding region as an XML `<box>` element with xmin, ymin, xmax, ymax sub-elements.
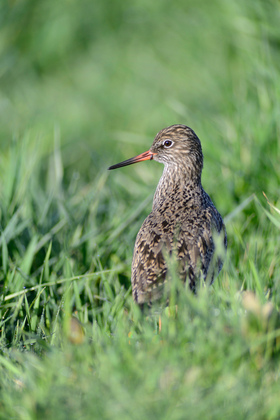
<box><xmin>108</xmin><ymin>125</ymin><xmax>227</xmax><ymax>305</ymax></box>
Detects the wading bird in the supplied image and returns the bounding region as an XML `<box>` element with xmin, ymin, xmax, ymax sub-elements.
<box><xmin>109</xmin><ymin>125</ymin><xmax>227</xmax><ymax>306</ymax></box>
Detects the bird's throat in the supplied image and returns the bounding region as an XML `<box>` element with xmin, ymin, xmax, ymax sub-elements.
<box><xmin>152</xmin><ymin>165</ymin><xmax>201</xmax><ymax>211</ymax></box>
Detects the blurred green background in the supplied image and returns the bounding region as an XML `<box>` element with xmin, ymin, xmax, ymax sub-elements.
<box><xmin>1</xmin><ymin>1</ymin><xmax>280</xmax><ymax>419</ymax></box>
<box><xmin>1</xmin><ymin>0</ymin><xmax>279</xmax><ymax>198</ymax></box>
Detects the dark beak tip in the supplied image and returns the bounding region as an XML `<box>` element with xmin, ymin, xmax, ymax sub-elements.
<box><xmin>108</xmin><ymin>163</ymin><xmax>121</xmax><ymax>170</ymax></box>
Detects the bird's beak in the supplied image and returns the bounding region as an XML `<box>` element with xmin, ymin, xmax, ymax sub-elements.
<box><xmin>108</xmin><ymin>150</ymin><xmax>155</xmax><ymax>170</ymax></box>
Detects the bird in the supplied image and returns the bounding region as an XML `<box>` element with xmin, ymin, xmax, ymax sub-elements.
<box><xmin>108</xmin><ymin>124</ymin><xmax>227</xmax><ymax>306</ymax></box>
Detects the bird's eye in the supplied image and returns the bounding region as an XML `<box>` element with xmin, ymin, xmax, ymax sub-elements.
<box><xmin>163</xmin><ymin>140</ymin><xmax>173</xmax><ymax>148</ymax></box>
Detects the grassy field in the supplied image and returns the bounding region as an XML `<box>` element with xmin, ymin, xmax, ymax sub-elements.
<box><xmin>1</xmin><ymin>0</ymin><xmax>280</xmax><ymax>418</ymax></box>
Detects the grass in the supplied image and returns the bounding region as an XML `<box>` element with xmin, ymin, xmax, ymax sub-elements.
<box><xmin>0</xmin><ymin>0</ymin><xmax>280</xmax><ymax>418</ymax></box>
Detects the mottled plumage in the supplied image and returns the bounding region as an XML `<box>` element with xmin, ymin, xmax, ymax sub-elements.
<box><xmin>109</xmin><ymin>125</ymin><xmax>227</xmax><ymax>305</ymax></box>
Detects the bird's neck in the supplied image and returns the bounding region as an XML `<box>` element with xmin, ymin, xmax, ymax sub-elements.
<box><xmin>152</xmin><ymin>164</ymin><xmax>202</xmax><ymax>211</ymax></box>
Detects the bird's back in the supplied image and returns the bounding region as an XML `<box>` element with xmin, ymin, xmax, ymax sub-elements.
<box><xmin>131</xmin><ymin>183</ymin><xmax>226</xmax><ymax>304</ymax></box>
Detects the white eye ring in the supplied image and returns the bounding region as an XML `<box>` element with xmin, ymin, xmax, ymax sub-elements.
<box><xmin>163</xmin><ymin>139</ymin><xmax>173</xmax><ymax>148</ymax></box>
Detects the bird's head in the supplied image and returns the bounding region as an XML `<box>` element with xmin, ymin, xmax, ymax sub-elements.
<box><xmin>108</xmin><ymin>124</ymin><xmax>203</xmax><ymax>182</ymax></box>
